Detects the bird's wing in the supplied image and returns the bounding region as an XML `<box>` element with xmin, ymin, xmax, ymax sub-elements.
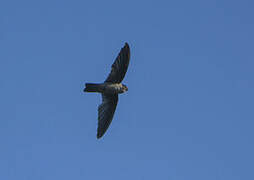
<box><xmin>97</xmin><ymin>94</ymin><xmax>118</xmax><ymax>138</ymax></box>
<box><xmin>104</xmin><ymin>43</ymin><xmax>130</xmax><ymax>83</ymax></box>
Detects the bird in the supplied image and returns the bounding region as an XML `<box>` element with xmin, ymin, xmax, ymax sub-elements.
<box><xmin>84</xmin><ymin>43</ymin><xmax>130</xmax><ymax>139</ymax></box>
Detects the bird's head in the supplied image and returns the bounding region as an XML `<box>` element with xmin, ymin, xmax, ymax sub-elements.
<box><xmin>122</xmin><ymin>84</ymin><xmax>128</xmax><ymax>92</ymax></box>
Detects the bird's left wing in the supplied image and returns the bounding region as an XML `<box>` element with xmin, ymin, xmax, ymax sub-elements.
<box><xmin>104</xmin><ymin>43</ymin><xmax>130</xmax><ymax>83</ymax></box>
<box><xmin>97</xmin><ymin>94</ymin><xmax>118</xmax><ymax>138</ymax></box>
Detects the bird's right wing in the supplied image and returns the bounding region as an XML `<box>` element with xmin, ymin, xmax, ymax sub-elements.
<box><xmin>97</xmin><ymin>94</ymin><xmax>118</xmax><ymax>138</ymax></box>
<box><xmin>104</xmin><ymin>43</ymin><xmax>130</xmax><ymax>83</ymax></box>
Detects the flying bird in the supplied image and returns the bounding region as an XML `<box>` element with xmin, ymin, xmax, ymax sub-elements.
<box><xmin>84</xmin><ymin>43</ymin><xmax>130</xmax><ymax>139</ymax></box>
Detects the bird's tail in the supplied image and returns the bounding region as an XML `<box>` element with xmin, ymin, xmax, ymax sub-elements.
<box><xmin>84</xmin><ymin>83</ymin><xmax>101</xmax><ymax>92</ymax></box>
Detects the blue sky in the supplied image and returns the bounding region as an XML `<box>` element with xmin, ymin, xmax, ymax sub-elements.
<box><xmin>0</xmin><ymin>0</ymin><xmax>254</xmax><ymax>179</ymax></box>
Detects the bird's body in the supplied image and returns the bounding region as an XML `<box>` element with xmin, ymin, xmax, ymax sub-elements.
<box><xmin>83</xmin><ymin>43</ymin><xmax>130</xmax><ymax>139</ymax></box>
<box><xmin>103</xmin><ymin>83</ymin><xmax>128</xmax><ymax>94</ymax></box>
<box><xmin>84</xmin><ymin>83</ymin><xmax>128</xmax><ymax>94</ymax></box>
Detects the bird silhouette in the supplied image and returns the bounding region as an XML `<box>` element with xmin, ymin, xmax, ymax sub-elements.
<box><xmin>84</xmin><ymin>43</ymin><xmax>130</xmax><ymax>139</ymax></box>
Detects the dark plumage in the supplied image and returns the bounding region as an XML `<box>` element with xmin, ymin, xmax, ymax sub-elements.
<box><xmin>84</xmin><ymin>43</ymin><xmax>130</xmax><ymax>139</ymax></box>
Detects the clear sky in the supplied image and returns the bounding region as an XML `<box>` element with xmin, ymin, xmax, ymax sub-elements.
<box><xmin>0</xmin><ymin>0</ymin><xmax>254</xmax><ymax>179</ymax></box>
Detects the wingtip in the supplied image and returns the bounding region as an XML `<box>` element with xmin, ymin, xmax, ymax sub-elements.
<box><xmin>97</xmin><ymin>133</ymin><xmax>103</xmax><ymax>139</ymax></box>
<box><xmin>124</xmin><ymin>42</ymin><xmax>130</xmax><ymax>55</ymax></box>
<box><xmin>97</xmin><ymin>129</ymin><xmax>108</xmax><ymax>139</ymax></box>
<box><xmin>97</xmin><ymin>129</ymin><xmax>104</xmax><ymax>139</ymax></box>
